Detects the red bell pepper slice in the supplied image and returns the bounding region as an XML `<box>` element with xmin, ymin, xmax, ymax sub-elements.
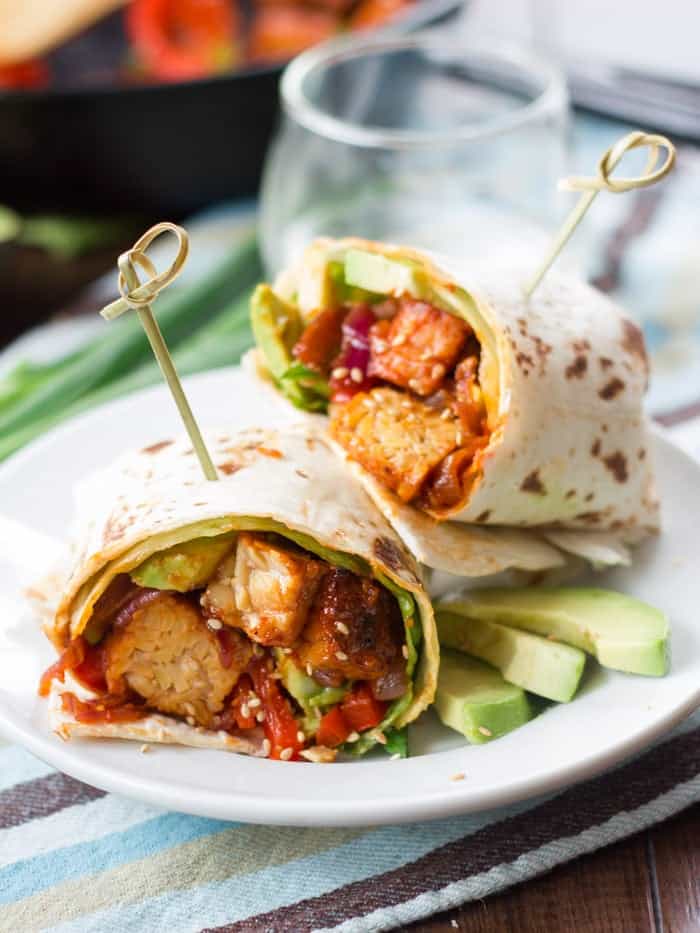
<box><xmin>0</xmin><ymin>60</ymin><xmax>49</xmax><ymax>90</ymax></box>
<box><xmin>250</xmin><ymin>659</ymin><xmax>305</xmax><ymax>760</ymax></box>
<box><xmin>340</xmin><ymin>682</ymin><xmax>387</xmax><ymax>733</ymax></box>
<box><xmin>127</xmin><ymin>0</ymin><xmax>240</xmax><ymax>81</ymax></box>
<box><xmin>248</xmin><ymin>6</ymin><xmax>339</xmax><ymax>64</ymax></box>
<box><xmin>316</xmin><ymin>705</ymin><xmax>351</xmax><ymax>748</ymax></box>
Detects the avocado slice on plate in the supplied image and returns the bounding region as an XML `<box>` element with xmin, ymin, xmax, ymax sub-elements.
<box><xmin>131</xmin><ymin>534</ymin><xmax>235</xmax><ymax>592</ymax></box>
<box><xmin>437</xmin><ymin>610</ymin><xmax>586</xmax><ymax>702</ymax></box>
<box><xmin>439</xmin><ymin>588</ymin><xmax>669</xmax><ymax>677</ymax></box>
<box><xmin>435</xmin><ymin>650</ymin><xmax>533</xmax><ymax>743</ymax></box>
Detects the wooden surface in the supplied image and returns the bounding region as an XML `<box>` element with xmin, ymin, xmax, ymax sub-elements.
<box><xmin>410</xmin><ymin>803</ymin><xmax>700</xmax><ymax>932</ymax></box>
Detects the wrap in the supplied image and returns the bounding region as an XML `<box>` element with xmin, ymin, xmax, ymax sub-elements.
<box><xmin>39</xmin><ymin>427</ymin><xmax>438</xmax><ymax>761</ymax></box>
<box><xmin>248</xmin><ymin>237</ymin><xmax>659</xmax><ymax>576</ymax></box>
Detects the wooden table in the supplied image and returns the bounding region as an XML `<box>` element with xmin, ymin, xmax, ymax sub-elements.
<box><xmin>410</xmin><ymin>803</ymin><xmax>700</xmax><ymax>931</ymax></box>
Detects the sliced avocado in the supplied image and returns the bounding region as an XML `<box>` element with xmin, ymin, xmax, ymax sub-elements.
<box><xmin>344</xmin><ymin>249</ymin><xmax>423</xmax><ymax>297</ymax></box>
<box><xmin>250</xmin><ymin>284</ymin><xmax>329</xmax><ymax>411</ymax></box>
<box><xmin>435</xmin><ymin>650</ymin><xmax>533</xmax><ymax>743</ymax></box>
<box><xmin>437</xmin><ymin>611</ymin><xmax>586</xmax><ymax>702</ymax></box>
<box><xmin>130</xmin><ymin>534</ymin><xmax>234</xmax><ymax>592</ymax></box>
<box><xmin>328</xmin><ymin>259</ymin><xmax>382</xmax><ymax>304</ymax></box>
<box><xmin>250</xmin><ymin>284</ymin><xmax>304</xmax><ymax>380</ymax></box>
<box><xmin>274</xmin><ymin>650</ymin><xmax>348</xmax><ymax>708</ymax></box>
<box><xmin>440</xmin><ymin>588</ymin><xmax>669</xmax><ymax>677</ymax></box>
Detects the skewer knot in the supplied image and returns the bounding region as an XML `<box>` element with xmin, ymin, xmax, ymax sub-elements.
<box><xmin>559</xmin><ymin>131</ymin><xmax>676</xmax><ymax>195</ymax></box>
<box><xmin>102</xmin><ymin>222</ymin><xmax>189</xmax><ymax>320</ymax></box>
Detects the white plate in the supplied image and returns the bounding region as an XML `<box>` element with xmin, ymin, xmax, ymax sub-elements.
<box><xmin>1</xmin><ymin>368</ymin><xmax>699</xmax><ymax>827</ymax></box>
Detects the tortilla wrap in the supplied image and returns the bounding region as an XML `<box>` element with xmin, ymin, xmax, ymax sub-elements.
<box><xmin>41</xmin><ymin>426</ymin><xmax>438</xmax><ymax>755</ymax></box>
<box><xmin>247</xmin><ymin>237</ymin><xmax>656</xmax><ymax>577</ymax></box>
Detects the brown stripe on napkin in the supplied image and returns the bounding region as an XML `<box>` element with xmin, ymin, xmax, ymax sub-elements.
<box><xmin>210</xmin><ymin>725</ymin><xmax>700</xmax><ymax>933</ymax></box>
<box><xmin>0</xmin><ymin>772</ymin><xmax>105</xmax><ymax>830</ymax></box>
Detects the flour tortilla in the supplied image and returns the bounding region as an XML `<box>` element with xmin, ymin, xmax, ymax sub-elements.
<box><xmin>252</xmin><ymin>238</ymin><xmax>658</xmax><ymax>571</ymax></box>
<box><xmin>43</xmin><ymin>426</ymin><xmax>438</xmax><ymax>748</ymax></box>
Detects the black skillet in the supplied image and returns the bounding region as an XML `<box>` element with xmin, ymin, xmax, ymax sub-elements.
<box><xmin>0</xmin><ymin>0</ymin><xmax>462</xmax><ymax>216</ymax></box>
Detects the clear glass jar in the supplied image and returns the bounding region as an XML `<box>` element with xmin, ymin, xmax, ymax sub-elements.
<box><xmin>260</xmin><ymin>32</ymin><xmax>569</xmax><ymax>273</ymax></box>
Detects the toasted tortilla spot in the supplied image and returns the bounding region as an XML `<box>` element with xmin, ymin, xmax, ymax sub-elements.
<box><xmin>257</xmin><ymin>447</ymin><xmax>284</xmax><ymax>459</ymax></box>
<box><xmin>599</xmin><ymin>377</ymin><xmax>626</xmax><ymax>400</ymax></box>
<box><xmin>602</xmin><ymin>451</ymin><xmax>629</xmax><ymax>483</ymax></box>
<box><xmin>373</xmin><ymin>536</ymin><xmax>408</xmax><ymax>574</ymax></box>
<box><xmin>576</xmin><ymin>511</ymin><xmax>603</xmax><ymax>524</ymax></box>
<box><xmin>520</xmin><ymin>470</ymin><xmax>546</xmax><ymax>495</ymax></box>
<box><xmin>475</xmin><ymin>510</ymin><xmax>491</xmax><ymax>522</ymax></box>
<box><xmin>565</xmin><ymin>355</ymin><xmax>588</xmax><ymax>379</ymax></box>
<box><xmin>638</xmin><ymin>448</ymin><xmax>646</xmax><ymax>461</ymax></box>
<box><xmin>218</xmin><ymin>461</ymin><xmax>241</xmax><ymax>476</ymax></box>
<box><xmin>573</xmin><ymin>339</ymin><xmax>591</xmax><ymax>352</ymax></box>
<box><xmin>141</xmin><ymin>440</ymin><xmax>173</xmax><ymax>455</ymax></box>
<box><xmin>516</xmin><ymin>351</ymin><xmax>534</xmax><ymax>374</ymax></box>
<box><xmin>585</xmin><ymin>492</ymin><xmax>594</xmax><ymax>502</ymax></box>
<box><xmin>565</xmin><ymin>489</ymin><xmax>576</xmax><ymax>500</ymax></box>
<box><xmin>295</xmin><ymin>469</ymin><xmax>309</xmax><ymax>479</ymax></box>
<box><xmin>621</xmin><ymin>319</ymin><xmax>649</xmax><ymax>371</ymax></box>
<box><xmin>599</xmin><ymin>356</ymin><xmax>614</xmax><ymax>370</ymax></box>
<box><xmin>591</xmin><ymin>439</ymin><xmax>602</xmax><ymax>457</ymax></box>
<box><xmin>531</xmin><ymin>335</ymin><xmax>552</xmax><ymax>373</ymax></box>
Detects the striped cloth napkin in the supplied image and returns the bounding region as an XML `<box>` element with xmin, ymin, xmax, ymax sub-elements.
<box><xmin>1</xmin><ymin>418</ymin><xmax>698</xmax><ymax>932</ymax></box>
<box><xmin>1</xmin><ymin>712</ymin><xmax>699</xmax><ymax>932</ymax></box>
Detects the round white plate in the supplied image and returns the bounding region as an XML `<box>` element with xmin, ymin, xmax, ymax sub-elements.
<box><xmin>0</xmin><ymin>368</ymin><xmax>699</xmax><ymax>827</ymax></box>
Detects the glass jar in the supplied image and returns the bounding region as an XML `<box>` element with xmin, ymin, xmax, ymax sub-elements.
<box><xmin>260</xmin><ymin>32</ymin><xmax>568</xmax><ymax>273</ymax></box>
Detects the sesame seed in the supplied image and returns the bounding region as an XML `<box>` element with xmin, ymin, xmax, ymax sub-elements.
<box><xmin>450</xmin><ymin>772</ymin><xmax>465</xmax><ymax>782</ymax></box>
<box><xmin>332</xmin><ymin>366</ymin><xmax>349</xmax><ymax>379</ymax></box>
<box><xmin>350</xmin><ymin>367</ymin><xmax>363</xmax><ymax>384</ymax></box>
<box><xmin>270</xmin><ymin>672</ymin><xmax>283</xmax><ymax>680</ymax></box>
<box><xmin>478</xmin><ymin>726</ymin><xmax>492</xmax><ymax>737</ymax></box>
<box><xmin>431</xmin><ymin>363</ymin><xmax>445</xmax><ymax>380</ymax></box>
<box><xmin>441</xmin><ymin>408</ymin><xmax>453</xmax><ymax>420</ymax></box>
<box><xmin>280</xmin><ymin>747</ymin><xmax>293</xmax><ymax>761</ymax></box>
<box><xmin>402</xmin><ymin>644</ymin><xmax>409</xmax><ymax>659</ymax></box>
<box><xmin>248</xmin><ymin>697</ymin><xmax>261</xmax><ymax>709</ymax></box>
<box><xmin>306</xmin><ymin>663</ymin><xmax>313</xmax><ymax>677</ymax></box>
<box><xmin>256</xmin><ymin>711</ymin><xmax>265</xmax><ymax>723</ymax></box>
<box><xmin>451</xmin><ymin>920</ymin><xmax>459</xmax><ymax>928</ymax></box>
<box><xmin>335</xmin><ymin>650</ymin><xmax>348</xmax><ymax>661</ymax></box>
<box><xmin>408</xmin><ymin>379</ymin><xmax>420</xmax><ymax>392</ymax></box>
<box><xmin>362</xmin><ymin>398</ymin><xmax>375</xmax><ymax>409</ymax></box>
<box><xmin>401</xmin><ymin>399</ymin><xmax>413</xmax><ymax>409</ymax></box>
<box><xmin>140</xmin><ymin>744</ymin><xmax>150</xmax><ymax>754</ymax></box>
<box><xmin>281</xmin><ymin>647</ymin><xmax>292</xmax><ymax>655</ymax></box>
<box><xmin>374</xmin><ymin>731</ymin><xmax>387</xmax><ymax>745</ymax></box>
<box><xmin>374</xmin><ymin>340</ymin><xmax>389</xmax><ymax>352</ymax></box>
<box><xmin>392</xmin><ymin>335</ymin><xmax>407</xmax><ymax>347</ymax></box>
<box><xmin>241</xmin><ymin>703</ymin><xmax>250</xmax><ymax>719</ymax></box>
<box><xmin>455</xmin><ymin>431</ymin><xmax>464</xmax><ymax>445</ymax></box>
<box><xmin>262</xmin><ymin>739</ymin><xmax>271</xmax><ymax>757</ymax></box>
<box><xmin>335</xmin><ymin>621</ymin><xmax>350</xmax><ymax>635</ymax></box>
<box><xmin>207</xmin><ymin>618</ymin><xmax>222</xmax><ymax>631</ymax></box>
<box><xmin>347</xmin><ymin>731</ymin><xmax>360</xmax><ymax>742</ymax></box>
<box><xmin>186</xmin><ymin>716</ymin><xmax>196</xmax><ymax>726</ymax></box>
<box><xmin>390</xmin><ymin>753</ymin><xmax>401</xmax><ymax>761</ymax></box>
<box><xmin>297</xmin><ymin>730</ymin><xmax>305</xmax><ymax>743</ymax></box>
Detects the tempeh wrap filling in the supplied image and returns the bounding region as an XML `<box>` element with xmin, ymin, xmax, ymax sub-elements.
<box><xmin>40</xmin><ymin>529</ymin><xmax>420</xmax><ymax>761</ymax></box>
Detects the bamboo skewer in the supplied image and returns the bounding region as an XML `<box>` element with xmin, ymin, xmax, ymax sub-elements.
<box><xmin>523</xmin><ymin>131</ymin><xmax>676</xmax><ymax>300</ymax></box>
<box><xmin>100</xmin><ymin>222</ymin><xmax>219</xmax><ymax>482</ymax></box>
